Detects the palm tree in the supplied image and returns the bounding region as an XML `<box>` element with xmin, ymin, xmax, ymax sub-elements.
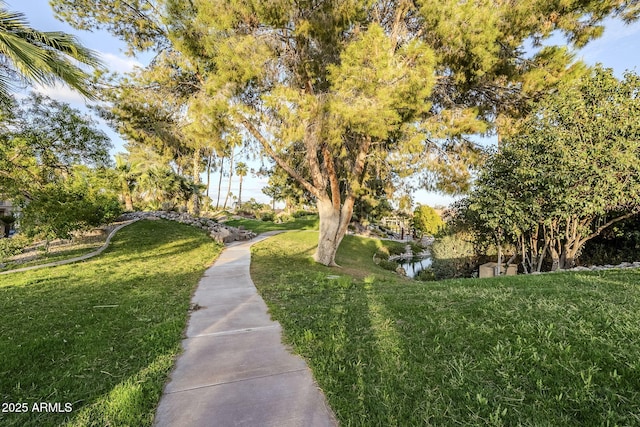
<box><xmin>0</xmin><ymin>6</ymin><xmax>101</xmax><ymax>106</ymax></box>
<box><xmin>235</xmin><ymin>161</ymin><xmax>248</xmax><ymax>207</ymax></box>
<box><xmin>139</xmin><ymin>165</ymin><xmax>180</xmax><ymax>209</ymax></box>
<box><xmin>113</xmin><ymin>154</ymin><xmax>140</xmax><ymax>211</ymax></box>
<box><xmin>223</xmin><ymin>148</ymin><xmax>234</xmax><ymax>210</ymax></box>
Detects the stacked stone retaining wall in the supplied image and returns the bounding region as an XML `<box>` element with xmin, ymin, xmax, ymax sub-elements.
<box><xmin>119</xmin><ymin>211</ymin><xmax>256</xmax><ymax>243</ymax></box>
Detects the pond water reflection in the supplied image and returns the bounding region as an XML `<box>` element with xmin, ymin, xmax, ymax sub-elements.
<box><xmin>398</xmin><ymin>256</ymin><xmax>432</xmax><ymax>278</ymax></box>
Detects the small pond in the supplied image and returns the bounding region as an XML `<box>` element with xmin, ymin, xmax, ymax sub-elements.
<box><xmin>398</xmin><ymin>256</ymin><xmax>432</xmax><ymax>278</ymax></box>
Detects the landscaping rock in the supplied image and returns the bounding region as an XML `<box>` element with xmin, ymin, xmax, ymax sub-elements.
<box><xmin>210</xmin><ymin>228</ymin><xmax>233</xmax><ymax>243</ymax></box>
<box><xmin>570</xmin><ymin>266</ymin><xmax>591</xmax><ymax>272</ymax></box>
<box><xmin>119</xmin><ymin>211</ymin><xmax>256</xmax><ymax>244</ymax></box>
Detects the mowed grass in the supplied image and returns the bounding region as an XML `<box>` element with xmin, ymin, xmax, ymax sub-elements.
<box><xmin>0</xmin><ymin>220</ymin><xmax>222</xmax><ymax>427</ymax></box>
<box><xmin>225</xmin><ymin>214</ymin><xmax>319</xmax><ymax>234</ymax></box>
<box><xmin>1</xmin><ymin>244</ymin><xmax>103</xmax><ymax>272</ymax></box>
<box><xmin>251</xmin><ymin>231</ymin><xmax>640</xmax><ymax>426</ymax></box>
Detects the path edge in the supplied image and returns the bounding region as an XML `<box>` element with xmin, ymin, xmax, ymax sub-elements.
<box><xmin>0</xmin><ymin>219</ymin><xmax>140</xmax><ymax>276</ymax></box>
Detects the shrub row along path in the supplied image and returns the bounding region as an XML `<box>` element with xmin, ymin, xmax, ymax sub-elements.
<box><xmin>154</xmin><ymin>231</ymin><xmax>337</xmax><ymax>427</ymax></box>
<box><xmin>0</xmin><ymin>219</ymin><xmax>139</xmax><ymax>276</ymax></box>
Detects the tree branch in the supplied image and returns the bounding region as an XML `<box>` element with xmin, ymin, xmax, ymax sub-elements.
<box><xmin>304</xmin><ymin>116</ymin><xmax>326</xmax><ymax>192</ymax></box>
<box><xmin>239</xmin><ymin>116</ymin><xmax>320</xmax><ymax>198</ymax></box>
<box><xmin>347</xmin><ymin>135</ymin><xmax>372</xmax><ymax>199</ymax></box>
<box><xmin>579</xmin><ymin>210</ymin><xmax>639</xmax><ymax>247</ymax></box>
<box><xmin>389</xmin><ymin>0</ymin><xmax>412</xmax><ymax>51</ymax></box>
<box><xmin>322</xmin><ymin>144</ymin><xmax>341</xmax><ymax>209</ymax></box>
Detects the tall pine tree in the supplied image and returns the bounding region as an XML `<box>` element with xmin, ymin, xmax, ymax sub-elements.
<box><xmin>52</xmin><ymin>0</ymin><xmax>639</xmax><ymax>266</ymax></box>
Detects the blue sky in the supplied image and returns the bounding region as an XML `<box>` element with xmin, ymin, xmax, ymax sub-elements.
<box><xmin>8</xmin><ymin>1</ymin><xmax>640</xmax><ymax>207</ymax></box>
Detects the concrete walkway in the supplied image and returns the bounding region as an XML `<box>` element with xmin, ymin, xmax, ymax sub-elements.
<box><xmin>0</xmin><ymin>219</ymin><xmax>138</xmax><ymax>276</ymax></box>
<box><xmin>154</xmin><ymin>232</ymin><xmax>337</xmax><ymax>427</ymax></box>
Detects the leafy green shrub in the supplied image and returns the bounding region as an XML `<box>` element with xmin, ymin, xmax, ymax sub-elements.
<box><xmin>293</xmin><ymin>209</ymin><xmax>315</xmax><ymax>218</ymax></box>
<box><xmin>234</xmin><ymin>208</ymin><xmax>256</xmax><ymax>218</ymax></box>
<box><xmin>412</xmin><ymin>204</ymin><xmax>444</xmax><ymax>237</ymax></box>
<box><xmin>275</xmin><ymin>212</ymin><xmax>294</xmax><ymax>223</ymax></box>
<box><xmin>378</xmin><ymin>259</ymin><xmax>399</xmax><ymax>272</ymax></box>
<box><xmin>579</xmin><ymin>216</ymin><xmax>640</xmax><ymax>265</ymax></box>
<box><xmin>409</xmin><ymin>241</ymin><xmax>424</xmax><ymax>253</ymax></box>
<box><xmin>0</xmin><ymin>214</ymin><xmax>15</xmax><ymax>225</ymax></box>
<box><xmin>236</xmin><ymin>199</ymin><xmax>270</xmax><ymax>218</ymax></box>
<box><xmin>20</xmin><ymin>184</ymin><xmax>122</xmax><ymax>246</ymax></box>
<box><xmin>259</xmin><ymin>211</ymin><xmax>275</xmax><ymax>222</ymax></box>
<box><xmin>430</xmin><ymin>233</ymin><xmax>476</xmax><ymax>279</ymax></box>
<box><xmin>375</xmin><ymin>247</ymin><xmax>390</xmax><ymax>261</ymax></box>
<box><xmin>0</xmin><ymin>234</ymin><xmax>30</xmax><ymax>262</ymax></box>
<box><xmin>387</xmin><ymin>243</ymin><xmax>407</xmax><ymax>256</ymax></box>
<box><xmin>415</xmin><ymin>267</ymin><xmax>436</xmax><ymax>281</ymax></box>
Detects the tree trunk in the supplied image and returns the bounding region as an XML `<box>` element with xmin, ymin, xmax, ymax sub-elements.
<box><xmin>191</xmin><ymin>148</ymin><xmax>201</xmax><ymax>216</ymax></box>
<box><xmin>559</xmin><ymin>238</ymin><xmax>581</xmax><ymax>269</ymax></box>
<box><xmin>124</xmin><ymin>193</ymin><xmax>134</xmax><ymax>211</ymax></box>
<box><xmin>549</xmin><ymin>247</ymin><xmax>560</xmax><ymax>272</ymax></box>
<box><xmin>206</xmin><ymin>152</ymin><xmax>212</xmax><ymax>199</ymax></box>
<box><xmin>238</xmin><ymin>174</ymin><xmax>243</xmax><ymax>206</ymax></box>
<box><xmin>122</xmin><ymin>182</ymin><xmax>134</xmax><ymax>211</ymax></box>
<box><xmin>216</xmin><ymin>157</ymin><xmax>224</xmax><ymax>209</ymax></box>
<box><xmin>121</xmin><ymin>177</ymin><xmax>134</xmax><ymax>211</ymax></box>
<box><xmin>223</xmin><ymin>152</ymin><xmax>234</xmax><ymax>209</ymax></box>
<box><xmin>314</xmin><ymin>196</ymin><xmax>355</xmax><ymax>267</ymax></box>
<box><xmin>520</xmin><ymin>235</ymin><xmax>529</xmax><ymax>274</ymax></box>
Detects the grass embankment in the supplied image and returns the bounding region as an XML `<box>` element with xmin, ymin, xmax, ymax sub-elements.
<box><xmin>0</xmin><ymin>220</ymin><xmax>222</xmax><ymax>427</ymax></box>
<box><xmin>1</xmin><ymin>235</ymin><xmax>108</xmax><ymax>272</ymax></box>
<box><xmin>1</xmin><ymin>246</ymin><xmax>101</xmax><ymax>272</ymax></box>
<box><xmin>251</xmin><ymin>231</ymin><xmax>640</xmax><ymax>426</ymax></box>
<box><xmin>224</xmin><ymin>214</ymin><xmax>319</xmax><ymax>234</ymax></box>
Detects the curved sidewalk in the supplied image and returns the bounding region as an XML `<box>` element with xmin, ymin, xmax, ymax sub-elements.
<box><xmin>0</xmin><ymin>219</ymin><xmax>138</xmax><ymax>276</ymax></box>
<box><xmin>154</xmin><ymin>232</ymin><xmax>337</xmax><ymax>427</ymax></box>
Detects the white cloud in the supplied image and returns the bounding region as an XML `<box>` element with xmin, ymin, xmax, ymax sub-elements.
<box><xmin>598</xmin><ymin>19</ymin><xmax>640</xmax><ymax>43</ymax></box>
<box><xmin>579</xmin><ymin>18</ymin><xmax>640</xmax><ymax>66</ymax></box>
<box><xmin>98</xmin><ymin>52</ymin><xmax>144</xmax><ymax>74</ymax></box>
<box><xmin>33</xmin><ymin>83</ymin><xmax>87</xmax><ymax>105</ymax></box>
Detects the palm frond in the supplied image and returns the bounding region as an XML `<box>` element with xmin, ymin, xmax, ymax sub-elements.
<box><xmin>0</xmin><ymin>7</ymin><xmax>103</xmax><ymax>101</ymax></box>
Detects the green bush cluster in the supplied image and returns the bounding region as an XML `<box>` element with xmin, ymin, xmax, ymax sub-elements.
<box><xmin>292</xmin><ymin>209</ymin><xmax>315</xmax><ymax>218</ymax></box>
<box><xmin>579</xmin><ymin>217</ymin><xmax>640</xmax><ymax>265</ymax></box>
<box><xmin>235</xmin><ymin>199</ymin><xmax>271</xmax><ymax>218</ymax></box>
<box><xmin>0</xmin><ymin>234</ymin><xmax>30</xmax><ymax>262</ymax></box>
<box><xmin>375</xmin><ymin>246</ymin><xmax>390</xmax><ymax>260</ymax></box>
<box><xmin>412</xmin><ymin>204</ymin><xmax>444</xmax><ymax>237</ymax></box>
<box><xmin>430</xmin><ymin>233</ymin><xmax>476</xmax><ymax>279</ymax></box>
<box><xmin>387</xmin><ymin>243</ymin><xmax>407</xmax><ymax>256</ymax></box>
<box><xmin>378</xmin><ymin>259</ymin><xmax>399</xmax><ymax>272</ymax></box>
<box><xmin>275</xmin><ymin>212</ymin><xmax>294</xmax><ymax>223</ymax></box>
<box><xmin>414</xmin><ymin>267</ymin><xmax>436</xmax><ymax>281</ymax></box>
<box><xmin>259</xmin><ymin>211</ymin><xmax>275</xmax><ymax>222</ymax></box>
<box><xmin>409</xmin><ymin>241</ymin><xmax>424</xmax><ymax>253</ymax></box>
<box><xmin>20</xmin><ymin>184</ymin><xmax>122</xmax><ymax>244</ymax></box>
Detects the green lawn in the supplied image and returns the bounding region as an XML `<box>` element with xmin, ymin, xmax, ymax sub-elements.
<box><xmin>0</xmin><ymin>220</ymin><xmax>222</xmax><ymax>427</ymax></box>
<box><xmin>1</xmin><ymin>244</ymin><xmax>103</xmax><ymax>272</ymax></box>
<box><xmin>251</xmin><ymin>231</ymin><xmax>640</xmax><ymax>426</ymax></box>
<box><xmin>224</xmin><ymin>214</ymin><xmax>319</xmax><ymax>234</ymax></box>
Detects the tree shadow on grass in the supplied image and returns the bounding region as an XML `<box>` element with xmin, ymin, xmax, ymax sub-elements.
<box><xmin>250</xmin><ymin>232</ymin><xmax>426</xmax><ymax>424</ymax></box>
<box><xmin>0</xmin><ymin>267</ymin><xmax>210</xmax><ymax>426</ymax></box>
<box><xmin>252</xmin><ymin>232</ymin><xmax>640</xmax><ymax>426</ymax></box>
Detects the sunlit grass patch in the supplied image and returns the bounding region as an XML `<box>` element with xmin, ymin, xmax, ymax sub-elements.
<box><xmin>251</xmin><ymin>231</ymin><xmax>640</xmax><ymax>425</ymax></box>
<box><xmin>225</xmin><ymin>214</ymin><xmax>319</xmax><ymax>234</ymax></box>
<box><xmin>0</xmin><ymin>220</ymin><xmax>222</xmax><ymax>426</ymax></box>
